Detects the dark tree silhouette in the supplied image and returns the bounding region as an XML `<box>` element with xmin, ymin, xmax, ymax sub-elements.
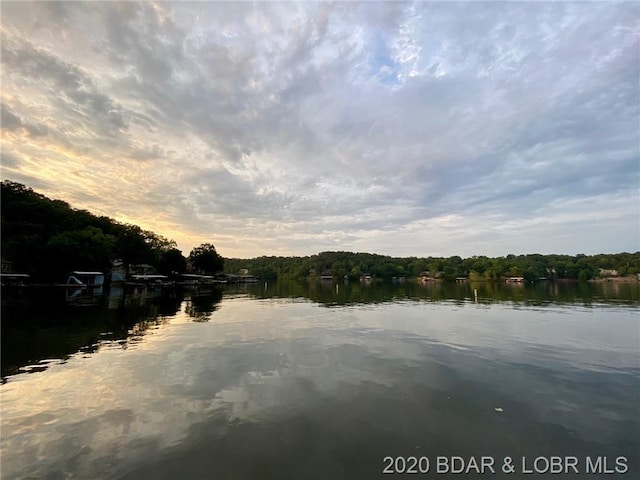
<box><xmin>189</xmin><ymin>243</ymin><xmax>224</xmax><ymax>274</ymax></box>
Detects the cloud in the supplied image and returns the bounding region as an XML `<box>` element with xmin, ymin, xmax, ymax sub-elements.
<box><xmin>1</xmin><ymin>103</ymin><xmax>22</xmax><ymax>129</ymax></box>
<box><xmin>1</xmin><ymin>1</ymin><xmax>638</xmax><ymax>257</ymax></box>
<box><xmin>0</xmin><ymin>151</ymin><xmax>21</xmax><ymax>168</ymax></box>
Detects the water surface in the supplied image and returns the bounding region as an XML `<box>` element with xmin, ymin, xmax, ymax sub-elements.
<box><xmin>2</xmin><ymin>281</ymin><xmax>638</xmax><ymax>479</ymax></box>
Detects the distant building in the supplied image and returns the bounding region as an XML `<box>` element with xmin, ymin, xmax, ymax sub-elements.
<box><xmin>506</xmin><ymin>277</ymin><xmax>525</xmax><ymax>283</ymax></box>
<box><xmin>67</xmin><ymin>271</ymin><xmax>105</xmax><ymax>286</ymax></box>
<box><xmin>0</xmin><ymin>273</ymin><xmax>30</xmax><ymax>287</ymax></box>
<box><xmin>320</xmin><ymin>271</ymin><xmax>333</xmax><ymax>281</ymax></box>
<box><xmin>1</xmin><ymin>258</ymin><xmax>14</xmax><ymax>273</ymax></box>
<box><xmin>418</xmin><ymin>272</ymin><xmax>433</xmax><ymax>283</ymax></box>
<box><xmin>238</xmin><ymin>268</ymin><xmax>249</xmax><ymax>276</ymax></box>
<box><xmin>110</xmin><ymin>259</ymin><xmax>126</xmax><ymax>283</ymax></box>
<box><xmin>131</xmin><ymin>264</ymin><xmax>156</xmax><ymax>275</ymax></box>
<box><xmin>599</xmin><ymin>269</ymin><xmax>619</xmax><ymax>277</ymax></box>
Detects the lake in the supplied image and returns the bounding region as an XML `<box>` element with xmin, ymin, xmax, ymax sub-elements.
<box><xmin>1</xmin><ymin>280</ymin><xmax>638</xmax><ymax>479</ymax></box>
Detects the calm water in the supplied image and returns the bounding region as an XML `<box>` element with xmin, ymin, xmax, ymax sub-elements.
<box><xmin>1</xmin><ymin>281</ymin><xmax>639</xmax><ymax>479</ymax></box>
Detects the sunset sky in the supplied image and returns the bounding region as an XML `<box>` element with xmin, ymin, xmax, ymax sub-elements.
<box><xmin>1</xmin><ymin>1</ymin><xmax>638</xmax><ymax>258</ymax></box>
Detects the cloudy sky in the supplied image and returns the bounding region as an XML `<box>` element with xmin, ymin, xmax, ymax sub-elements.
<box><xmin>1</xmin><ymin>2</ymin><xmax>638</xmax><ymax>258</ymax></box>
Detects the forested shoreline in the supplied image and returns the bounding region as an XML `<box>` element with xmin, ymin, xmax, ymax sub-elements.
<box><xmin>224</xmin><ymin>250</ymin><xmax>640</xmax><ymax>283</ymax></box>
<box><xmin>2</xmin><ymin>180</ymin><xmax>638</xmax><ymax>283</ymax></box>
<box><xmin>1</xmin><ymin>180</ymin><xmax>222</xmax><ymax>282</ymax></box>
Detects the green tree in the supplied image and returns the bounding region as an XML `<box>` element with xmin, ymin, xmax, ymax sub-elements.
<box><xmin>350</xmin><ymin>265</ymin><xmax>362</xmax><ymax>280</ymax></box>
<box><xmin>116</xmin><ymin>225</ymin><xmax>153</xmax><ymax>277</ymax></box>
<box><xmin>252</xmin><ymin>266</ymin><xmax>277</xmax><ymax>281</ymax></box>
<box><xmin>43</xmin><ymin>227</ymin><xmax>116</xmax><ymax>281</ymax></box>
<box><xmin>331</xmin><ymin>260</ymin><xmax>347</xmax><ymax>279</ymax></box>
<box><xmin>468</xmin><ymin>270</ymin><xmax>483</xmax><ymax>281</ymax></box>
<box><xmin>157</xmin><ymin>248</ymin><xmax>187</xmax><ymax>275</ymax></box>
<box><xmin>189</xmin><ymin>243</ymin><xmax>224</xmax><ymax>274</ymax></box>
<box><xmin>427</xmin><ymin>261</ymin><xmax>441</xmax><ymax>277</ymax></box>
<box><xmin>143</xmin><ymin>230</ymin><xmax>177</xmax><ymax>259</ymax></box>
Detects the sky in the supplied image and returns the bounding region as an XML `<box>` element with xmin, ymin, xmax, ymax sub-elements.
<box><xmin>1</xmin><ymin>1</ymin><xmax>639</xmax><ymax>259</ymax></box>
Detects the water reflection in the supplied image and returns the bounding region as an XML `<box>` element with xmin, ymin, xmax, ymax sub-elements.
<box><xmin>239</xmin><ymin>278</ymin><xmax>640</xmax><ymax>308</ymax></box>
<box><xmin>184</xmin><ymin>289</ymin><xmax>223</xmax><ymax>322</ymax></box>
<box><xmin>1</xmin><ymin>286</ymin><xmax>222</xmax><ymax>377</ymax></box>
<box><xmin>1</xmin><ymin>281</ymin><xmax>638</xmax><ymax>480</ymax></box>
<box><xmin>65</xmin><ymin>285</ymin><xmax>104</xmax><ymax>306</ymax></box>
<box><xmin>2</xmin><ymin>281</ymin><xmax>638</xmax><ymax>380</ymax></box>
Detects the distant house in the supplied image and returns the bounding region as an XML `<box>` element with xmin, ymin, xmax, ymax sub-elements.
<box><xmin>1</xmin><ymin>258</ymin><xmax>14</xmax><ymax>273</ymax></box>
<box><xmin>131</xmin><ymin>264</ymin><xmax>156</xmax><ymax>275</ymax></box>
<box><xmin>506</xmin><ymin>277</ymin><xmax>525</xmax><ymax>283</ymax></box>
<box><xmin>0</xmin><ymin>273</ymin><xmax>30</xmax><ymax>287</ymax></box>
<box><xmin>238</xmin><ymin>268</ymin><xmax>249</xmax><ymax>276</ymax></box>
<box><xmin>320</xmin><ymin>271</ymin><xmax>333</xmax><ymax>281</ymax></box>
<box><xmin>1</xmin><ymin>258</ymin><xmax>30</xmax><ymax>286</ymax></box>
<box><xmin>110</xmin><ymin>259</ymin><xmax>126</xmax><ymax>283</ymax></box>
<box><xmin>599</xmin><ymin>269</ymin><xmax>619</xmax><ymax>277</ymax></box>
<box><xmin>418</xmin><ymin>272</ymin><xmax>433</xmax><ymax>283</ymax></box>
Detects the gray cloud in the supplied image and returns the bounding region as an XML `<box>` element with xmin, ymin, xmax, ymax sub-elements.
<box><xmin>1</xmin><ymin>104</ymin><xmax>22</xmax><ymax>129</ymax></box>
<box><xmin>129</xmin><ymin>144</ymin><xmax>165</xmax><ymax>162</ymax></box>
<box><xmin>1</xmin><ymin>151</ymin><xmax>21</xmax><ymax>168</ymax></box>
<box><xmin>1</xmin><ymin>1</ymin><xmax>638</xmax><ymax>257</ymax></box>
<box><xmin>1</xmin><ymin>33</ymin><xmax>129</xmax><ymax>149</ymax></box>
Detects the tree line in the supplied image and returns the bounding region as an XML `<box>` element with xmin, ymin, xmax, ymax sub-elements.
<box><xmin>1</xmin><ymin>180</ymin><xmax>222</xmax><ymax>282</ymax></box>
<box><xmin>225</xmin><ymin>250</ymin><xmax>640</xmax><ymax>283</ymax></box>
<box><xmin>3</xmin><ymin>180</ymin><xmax>638</xmax><ymax>283</ymax></box>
